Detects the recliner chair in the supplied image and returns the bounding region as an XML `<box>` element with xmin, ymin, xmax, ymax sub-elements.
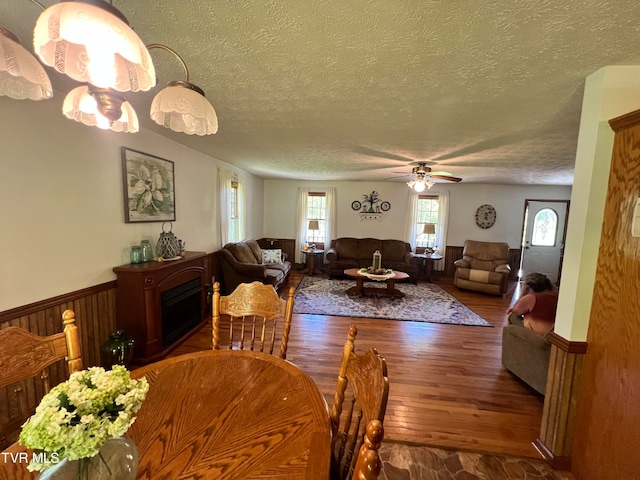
<box><xmin>453</xmin><ymin>240</ymin><xmax>511</xmax><ymax>295</ymax></box>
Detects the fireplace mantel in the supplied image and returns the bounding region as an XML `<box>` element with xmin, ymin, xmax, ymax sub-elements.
<box><xmin>113</xmin><ymin>251</ymin><xmax>207</xmax><ymax>365</ymax></box>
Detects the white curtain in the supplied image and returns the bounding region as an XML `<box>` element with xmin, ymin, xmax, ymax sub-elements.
<box><xmin>295</xmin><ymin>187</ymin><xmax>309</xmax><ymax>264</ymax></box>
<box><xmin>434</xmin><ymin>189</ymin><xmax>450</xmax><ymax>271</ymax></box>
<box><xmin>237</xmin><ymin>173</ymin><xmax>246</xmax><ymax>241</ymax></box>
<box><xmin>325</xmin><ymin>187</ymin><xmax>337</xmax><ymax>252</ymax></box>
<box><xmin>218</xmin><ymin>167</ymin><xmax>232</xmax><ymax>246</ymax></box>
<box><xmin>403</xmin><ymin>191</ymin><xmax>419</xmax><ymax>250</ymax></box>
<box><xmin>218</xmin><ymin>168</ymin><xmax>245</xmax><ymax>245</ymax></box>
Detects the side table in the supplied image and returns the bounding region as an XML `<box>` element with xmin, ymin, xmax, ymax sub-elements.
<box><xmin>301</xmin><ymin>249</ymin><xmax>325</xmax><ymax>276</ymax></box>
<box><xmin>415</xmin><ymin>253</ymin><xmax>443</xmax><ymax>282</ymax></box>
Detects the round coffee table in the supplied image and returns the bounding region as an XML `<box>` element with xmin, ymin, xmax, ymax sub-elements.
<box><xmin>343</xmin><ymin>268</ymin><xmax>409</xmax><ymax>298</ymax></box>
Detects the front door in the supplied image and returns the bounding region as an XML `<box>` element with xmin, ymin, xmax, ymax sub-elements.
<box><xmin>520</xmin><ymin>200</ymin><xmax>569</xmax><ymax>284</ymax></box>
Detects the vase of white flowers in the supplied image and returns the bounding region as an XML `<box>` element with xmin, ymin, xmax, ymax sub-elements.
<box><xmin>19</xmin><ymin>365</ymin><xmax>149</xmax><ymax>479</ymax></box>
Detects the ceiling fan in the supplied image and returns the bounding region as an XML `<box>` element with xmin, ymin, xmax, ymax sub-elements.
<box><xmin>388</xmin><ymin>162</ymin><xmax>462</xmax><ymax>192</ymax></box>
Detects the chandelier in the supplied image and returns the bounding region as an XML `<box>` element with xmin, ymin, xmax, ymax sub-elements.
<box><xmin>0</xmin><ymin>26</ymin><xmax>52</xmax><ymax>100</ymax></box>
<box><xmin>0</xmin><ymin>0</ymin><xmax>218</xmax><ymax>135</ymax></box>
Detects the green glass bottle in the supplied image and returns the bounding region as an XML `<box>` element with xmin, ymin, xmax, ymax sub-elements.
<box><xmin>100</xmin><ymin>331</ymin><xmax>135</xmax><ymax>368</ymax></box>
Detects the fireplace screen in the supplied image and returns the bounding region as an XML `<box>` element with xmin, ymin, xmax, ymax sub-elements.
<box><xmin>161</xmin><ymin>278</ymin><xmax>202</xmax><ymax>347</ymax></box>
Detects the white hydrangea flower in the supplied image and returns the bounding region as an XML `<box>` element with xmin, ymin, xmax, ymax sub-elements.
<box><xmin>19</xmin><ymin>365</ymin><xmax>148</xmax><ymax>472</ymax></box>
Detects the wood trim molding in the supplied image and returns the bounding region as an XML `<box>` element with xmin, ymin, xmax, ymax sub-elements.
<box><xmin>609</xmin><ymin>108</ymin><xmax>640</xmax><ymax>131</ymax></box>
<box><xmin>533</xmin><ymin>438</ymin><xmax>572</xmax><ymax>471</ymax></box>
<box><xmin>548</xmin><ymin>332</ymin><xmax>588</xmax><ymax>354</ymax></box>
<box><xmin>0</xmin><ymin>280</ymin><xmax>117</xmax><ymax>324</ymax></box>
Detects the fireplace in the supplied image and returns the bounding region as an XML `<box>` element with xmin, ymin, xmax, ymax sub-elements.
<box><xmin>161</xmin><ymin>278</ymin><xmax>202</xmax><ymax>347</ymax></box>
<box><xmin>113</xmin><ymin>252</ymin><xmax>207</xmax><ymax>364</ymax></box>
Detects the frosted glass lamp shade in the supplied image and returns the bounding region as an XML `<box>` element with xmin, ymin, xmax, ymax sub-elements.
<box><xmin>33</xmin><ymin>0</ymin><xmax>155</xmax><ymax>92</ymax></box>
<box><xmin>63</xmin><ymin>86</ymin><xmax>139</xmax><ymax>133</ymax></box>
<box><xmin>412</xmin><ymin>180</ymin><xmax>426</xmax><ymax>192</ymax></box>
<box><xmin>151</xmin><ymin>81</ymin><xmax>218</xmax><ymax>135</ymax></box>
<box><xmin>0</xmin><ymin>28</ymin><xmax>52</xmax><ymax>100</ymax></box>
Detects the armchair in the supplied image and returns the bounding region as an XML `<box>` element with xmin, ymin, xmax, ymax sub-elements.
<box><xmin>453</xmin><ymin>240</ymin><xmax>511</xmax><ymax>295</ymax></box>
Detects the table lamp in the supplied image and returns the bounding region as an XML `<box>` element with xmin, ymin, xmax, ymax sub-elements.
<box><xmin>308</xmin><ymin>220</ymin><xmax>319</xmax><ymax>250</ymax></box>
<box><xmin>422</xmin><ymin>223</ymin><xmax>436</xmax><ymax>235</ymax></box>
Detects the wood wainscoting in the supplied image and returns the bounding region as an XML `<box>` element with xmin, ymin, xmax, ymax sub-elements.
<box><xmin>0</xmin><ymin>252</ymin><xmax>217</xmax><ymax>448</ymax></box>
<box><xmin>0</xmin><ymin>281</ymin><xmax>117</xmax><ymax>447</ymax></box>
<box><xmin>535</xmin><ymin>334</ymin><xmax>587</xmax><ymax>471</ymax></box>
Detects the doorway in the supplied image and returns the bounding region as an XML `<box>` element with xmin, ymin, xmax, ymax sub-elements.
<box><xmin>519</xmin><ymin>200</ymin><xmax>569</xmax><ymax>284</ymax></box>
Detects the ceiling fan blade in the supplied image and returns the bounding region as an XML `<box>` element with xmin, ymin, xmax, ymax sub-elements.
<box><xmin>383</xmin><ymin>174</ymin><xmax>411</xmax><ymax>180</ymax></box>
<box><xmin>429</xmin><ymin>171</ymin><xmax>453</xmax><ymax>176</ymax></box>
<box><xmin>429</xmin><ymin>174</ymin><xmax>462</xmax><ymax>183</ymax></box>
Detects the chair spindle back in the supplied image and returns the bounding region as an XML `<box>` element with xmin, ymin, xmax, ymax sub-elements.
<box><xmin>212</xmin><ymin>281</ymin><xmax>295</xmax><ymax>359</ymax></box>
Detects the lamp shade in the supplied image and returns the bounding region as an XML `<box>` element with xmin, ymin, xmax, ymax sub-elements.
<box><xmin>33</xmin><ymin>0</ymin><xmax>155</xmax><ymax>92</ymax></box>
<box><xmin>422</xmin><ymin>223</ymin><xmax>436</xmax><ymax>235</ymax></box>
<box><xmin>150</xmin><ymin>81</ymin><xmax>218</xmax><ymax>135</ymax></box>
<box><xmin>308</xmin><ymin>220</ymin><xmax>320</xmax><ymax>230</ymax></box>
<box><xmin>63</xmin><ymin>85</ymin><xmax>139</xmax><ymax>133</ymax></box>
<box><xmin>0</xmin><ymin>28</ymin><xmax>52</xmax><ymax>100</ymax></box>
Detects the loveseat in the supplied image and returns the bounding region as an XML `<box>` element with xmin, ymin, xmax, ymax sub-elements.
<box><xmin>326</xmin><ymin>238</ymin><xmax>420</xmax><ymax>281</ymax></box>
<box><xmin>453</xmin><ymin>240</ymin><xmax>511</xmax><ymax>295</ymax></box>
<box><xmin>219</xmin><ymin>239</ymin><xmax>292</xmax><ymax>294</ymax></box>
<box><xmin>501</xmin><ymin>324</ymin><xmax>552</xmax><ymax>395</ymax></box>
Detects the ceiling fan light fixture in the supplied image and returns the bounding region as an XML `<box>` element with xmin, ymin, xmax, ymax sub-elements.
<box><xmin>0</xmin><ymin>27</ymin><xmax>52</xmax><ymax>100</ymax></box>
<box><xmin>63</xmin><ymin>85</ymin><xmax>139</xmax><ymax>132</ymax></box>
<box><xmin>407</xmin><ymin>177</ymin><xmax>434</xmax><ymax>192</ymax></box>
<box><xmin>150</xmin><ymin>80</ymin><xmax>218</xmax><ymax>136</ymax></box>
<box><xmin>33</xmin><ymin>0</ymin><xmax>156</xmax><ymax>92</ymax></box>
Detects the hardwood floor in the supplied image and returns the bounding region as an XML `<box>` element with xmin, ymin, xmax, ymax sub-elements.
<box><xmin>171</xmin><ymin>273</ymin><xmax>545</xmax><ymax>459</ymax></box>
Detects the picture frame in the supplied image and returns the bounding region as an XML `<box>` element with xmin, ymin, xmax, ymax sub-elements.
<box><xmin>121</xmin><ymin>147</ymin><xmax>176</xmax><ymax>223</ymax></box>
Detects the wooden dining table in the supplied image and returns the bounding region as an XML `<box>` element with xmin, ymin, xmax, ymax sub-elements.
<box><xmin>0</xmin><ymin>350</ymin><xmax>332</xmax><ymax>479</ymax></box>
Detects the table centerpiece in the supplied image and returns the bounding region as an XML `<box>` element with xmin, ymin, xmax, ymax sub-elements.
<box><xmin>19</xmin><ymin>365</ymin><xmax>149</xmax><ymax>479</ymax></box>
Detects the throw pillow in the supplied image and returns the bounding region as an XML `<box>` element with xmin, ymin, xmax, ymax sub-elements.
<box><xmin>262</xmin><ymin>249</ymin><xmax>283</xmax><ymax>265</ymax></box>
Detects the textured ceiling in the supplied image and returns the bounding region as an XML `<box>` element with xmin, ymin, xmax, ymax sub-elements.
<box><xmin>4</xmin><ymin>0</ymin><xmax>640</xmax><ymax>185</ymax></box>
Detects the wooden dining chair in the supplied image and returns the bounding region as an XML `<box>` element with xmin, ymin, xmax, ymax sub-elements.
<box><xmin>0</xmin><ymin>309</ymin><xmax>83</xmax><ymax>448</ymax></box>
<box><xmin>211</xmin><ymin>281</ymin><xmax>295</xmax><ymax>359</ymax></box>
<box><xmin>351</xmin><ymin>420</ymin><xmax>384</xmax><ymax>480</ymax></box>
<box><xmin>329</xmin><ymin>325</ymin><xmax>389</xmax><ymax>480</ymax></box>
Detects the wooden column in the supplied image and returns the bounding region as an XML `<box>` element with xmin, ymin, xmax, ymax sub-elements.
<box><xmin>534</xmin><ymin>333</ymin><xmax>587</xmax><ymax>471</ymax></box>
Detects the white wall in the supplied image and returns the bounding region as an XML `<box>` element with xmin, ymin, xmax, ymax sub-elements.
<box><xmin>264</xmin><ymin>180</ymin><xmax>571</xmax><ymax>248</ymax></box>
<box><xmin>555</xmin><ymin>66</ymin><xmax>640</xmax><ymax>341</ymax></box>
<box><xmin>0</xmin><ymin>95</ymin><xmax>263</xmax><ymax>312</ymax></box>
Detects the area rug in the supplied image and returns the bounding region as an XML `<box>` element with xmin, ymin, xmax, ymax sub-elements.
<box><xmin>293</xmin><ymin>277</ymin><xmax>492</xmax><ymax>327</ymax></box>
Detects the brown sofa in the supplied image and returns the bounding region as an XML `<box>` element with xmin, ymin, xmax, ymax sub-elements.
<box><xmin>326</xmin><ymin>238</ymin><xmax>420</xmax><ymax>281</ymax></box>
<box><xmin>453</xmin><ymin>240</ymin><xmax>511</xmax><ymax>295</ymax></box>
<box><xmin>219</xmin><ymin>240</ymin><xmax>292</xmax><ymax>294</ymax></box>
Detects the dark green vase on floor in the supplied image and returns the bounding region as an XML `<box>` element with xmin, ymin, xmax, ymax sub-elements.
<box><xmin>101</xmin><ymin>331</ymin><xmax>135</xmax><ymax>368</ymax></box>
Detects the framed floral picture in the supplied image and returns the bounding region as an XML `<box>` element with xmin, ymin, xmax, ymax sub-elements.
<box><xmin>121</xmin><ymin>147</ymin><xmax>176</xmax><ymax>223</ymax></box>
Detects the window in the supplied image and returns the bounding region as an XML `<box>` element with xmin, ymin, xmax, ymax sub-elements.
<box><xmin>531</xmin><ymin>208</ymin><xmax>558</xmax><ymax>246</ymax></box>
<box><xmin>415</xmin><ymin>195</ymin><xmax>439</xmax><ymax>249</ymax></box>
<box><xmin>306</xmin><ymin>192</ymin><xmax>326</xmax><ymax>244</ymax></box>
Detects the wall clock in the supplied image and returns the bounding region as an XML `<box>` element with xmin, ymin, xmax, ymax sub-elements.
<box><xmin>475</xmin><ymin>204</ymin><xmax>496</xmax><ymax>229</ymax></box>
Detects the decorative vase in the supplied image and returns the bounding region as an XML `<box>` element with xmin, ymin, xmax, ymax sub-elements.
<box><xmin>100</xmin><ymin>331</ymin><xmax>135</xmax><ymax>368</ymax></box>
<box><xmin>130</xmin><ymin>246</ymin><xmax>142</xmax><ymax>264</ymax></box>
<box><xmin>140</xmin><ymin>240</ymin><xmax>153</xmax><ymax>262</ymax></box>
<box><xmin>37</xmin><ymin>436</ymin><xmax>138</xmax><ymax>480</ymax></box>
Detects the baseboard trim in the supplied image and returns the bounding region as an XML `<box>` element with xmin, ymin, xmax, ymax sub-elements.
<box><xmin>533</xmin><ymin>438</ymin><xmax>572</xmax><ymax>471</ymax></box>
